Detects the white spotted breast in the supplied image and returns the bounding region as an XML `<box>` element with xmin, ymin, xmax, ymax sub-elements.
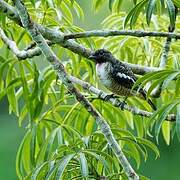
<box><xmin>96</xmin><ymin>62</ymin><xmax>135</xmax><ymax>97</ymax></box>
<box><xmin>96</xmin><ymin>62</ymin><xmax>112</xmax><ymax>87</ymax></box>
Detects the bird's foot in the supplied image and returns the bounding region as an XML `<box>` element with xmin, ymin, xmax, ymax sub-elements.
<box><xmin>103</xmin><ymin>93</ymin><xmax>119</xmax><ymax>101</ymax></box>
<box><xmin>119</xmin><ymin>101</ymin><xmax>127</xmax><ymax>110</ymax></box>
<box><xmin>119</xmin><ymin>97</ymin><xmax>128</xmax><ymax>110</ymax></box>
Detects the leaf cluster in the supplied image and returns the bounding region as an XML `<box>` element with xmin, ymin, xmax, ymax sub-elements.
<box><xmin>0</xmin><ymin>0</ymin><xmax>180</xmax><ymax>179</ymax></box>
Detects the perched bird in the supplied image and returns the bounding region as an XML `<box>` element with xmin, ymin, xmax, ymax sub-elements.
<box><xmin>89</xmin><ymin>49</ymin><xmax>156</xmax><ymax>110</ymax></box>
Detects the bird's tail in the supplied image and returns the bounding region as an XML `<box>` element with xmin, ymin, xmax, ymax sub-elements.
<box><xmin>139</xmin><ymin>88</ymin><xmax>157</xmax><ymax>110</ymax></box>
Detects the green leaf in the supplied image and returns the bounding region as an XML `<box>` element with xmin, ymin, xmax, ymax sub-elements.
<box><xmin>30</xmin><ymin>0</ymin><xmax>35</xmax><ymax>6</ymax></box>
<box><xmin>73</xmin><ymin>1</ymin><xmax>84</xmax><ymax>20</ymax></box>
<box><xmin>132</xmin><ymin>70</ymin><xmax>175</xmax><ymax>90</ymax></box>
<box><xmin>16</xmin><ymin>130</ymin><xmax>31</xmax><ymax>179</ymax></box>
<box><xmin>6</xmin><ymin>61</ymin><xmax>19</xmax><ymax>116</ymax></box>
<box><xmin>133</xmin><ymin>0</ymin><xmax>137</xmax><ymax>5</ymax></box>
<box><xmin>175</xmin><ymin>77</ymin><xmax>180</xmax><ymax>97</ymax></box>
<box><xmin>0</xmin><ymin>77</ymin><xmax>22</xmax><ymax>102</ymax></box>
<box><xmin>116</xmin><ymin>0</ymin><xmax>123</xmax><ymax>12</ymax></box>
<box><xmin>124</xmin><ymin>0</ymin><xmax>148</xmax><ymax>28</ymax></box>
<box><xmin>166</xmin><ymin>0</ymin><xmax>176</xmax><ymax>27</ymax></box>
<box><xmin>19</xmin><ymin>104</ymin><xmax>28</xmax><ymax>126</ymax></box>
<box><xmin>36</xmin><ymin>127</ymin><xmax>59</xmax><ymax>165</ymax></box>
<box><xmin>155</xmin><ymin>100</ymin><xmax>180</xmax><ymax>142</ymax></box>
<box><xmin>19</xmin><ymin>62</ymin><xmax>32</xmax><ymax>121</ymax></box>
<box><xmin>17</xmin><ymin>30</ymin><xmax>26</xmax><ymax>45</ymax></box>
<box><xmin>0</xmin><ymin>55</ymin><xmax>6</xmax><ymax>63</ymax></box>
<box><xmin>62</xmin><ymin>125</ymin><xmax>82</xmax><ymax>140</ymax></box>
<box><xmin>111</xmin><ymin>126</ymin><xmax>137</xmax><ymax>141</ymax></box>
<box><xmin>33</xmin><ymin>99</ymin><xmax>44</xmax><ymax>120</ymax></box>
<box><xmin>162</xmin><ymin>121</ymin><xmax>171</xmax><ymax>145</ymax></box>
<box><xmin>30</xmin><ymin>64</ymin><xmax>39</xmax><ymax>101</ymax></box>
<box><xmin>56</xmin><ymin>126</ymin><xmax>64</xmax><ymax>145</ymax></box>
<box><xmin>6</xmin><ymin>77</ymin><xmax>22</xmax><ymax>89</ymax></box>
<box><xmin>60</xmin><ymin>1</ymin><xmax>73</xmax><ymax>23</ymax></box>
<box><xmin>83</xmin><ymin>150</ymin><xmax>111</xmax><ymax>173</ymax></box>
<box><xmin>136</xmin><ymin>137</ymin><xmax>160</xmax><ymax>158</ymax></box>
<box><xmin>173</xmin><ymin>0</ymin><xmax>180</xmax><ymax>7</ymax></box>
<box><xmin>31</xmin><ymin>161</ymin><xmax>49</xmax><ymax>180</ymax></box>
<box><xmin>79</xmin><ymin>152</ymin><xmax>89</xmax><ymax>177</ymax></box>
<box><xmin>123</xmin><ymin>140</ymin><xmax>141</xmax><ymax>168</ymax></box>
<box><xmin>109</xmin><ymin>0</ymin><xmax>115</xmax><ymax>11</ymax></box>
<box><xmin>30</xmin><ymin>125</ymin><xmax>37</xmax><ymax>167</ymax></box>
<box><xmin>146</xmin><ymin>76</ymin><xmax>166</xmax><ymax>99</ymax></box>
<box><xmin>47</xmin><ymin>0</ymin><xmax>55</xmax><ymax>8</ymax></box>
<box><xmin>22</xmin><ymin>130</ymin><xmax>32</xmax><ymax>174</ymax></box>
<box><xmin>55</xmin><ymin>154</ymin><xmax>75</xmax><ymax>179</ymax></box>
<box><xmin>123</xmin><ymin>5</ymin><xmax>137</xmax><ymax>28</ymax></box>
<box><xmin>62</xmin><ymin>102</ymin><xmax>80</xmax><ymax>124</ymax></box>
<box><xmin>176</xmin><ymin>104</ymin><xmax>180</xmax><ymax>141</ymax></box>
<box><xmin>146</xmin><ymin>0</ymin><xmax>157</xmax><ymax>25</ymax></box>
<box><xmin>162</xmin><ymin>71</ymin><xmax>180</xmax><ymax>90</ymax></box>
<box><xmin>94</xmin><ymin>0</ymin><xmax>104</xmax><ymax>11</ymax></box>
<box><xmin>124</xmin><ymin>111</ymin><xmax>134</xmax><ymax>129</ymax></box>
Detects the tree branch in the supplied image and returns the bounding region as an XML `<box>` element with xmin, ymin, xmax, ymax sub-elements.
<box><xmin>0</xmin><ymin>0</ymin><xmax>161</xmax><ymax>75</ymax></box>
<box><xmin>150</xmin><ymin>31</ymin><xmax>173</xmax><ymax>98</ymax></box>
<box><xmin>69</xmin><ymin>76</ymin><xmax>176</xmax><ymax>122</ymax></box>
<box><xmin>0</xmin><ymin>27</ymin><xmax>42</xmax><ymax>59</ymax></box>
<box><xmin>150</xmin><ymin>7</ymin><xmax>178</xmax><ymax>98</ymax></box>
<box><xmin>13</xmin><ymin>0</ymin><xmax>139</xmax><ymax>179</ymax></box>
<box><xmin>0</xmin><ymin>28</ymin><xmax>55</xmax><ymax>59</ymax></box>
<box><xmin>63</xmin><ymin>30</ymin><xmax>180</xmax><ymax>40</ymax></box>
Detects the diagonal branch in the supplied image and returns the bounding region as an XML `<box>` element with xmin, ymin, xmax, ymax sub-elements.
<box><xmin>69</xmin><ymin>76</ymin><xmax>176</xmax><ymax>122</ymax></box>
<box><xmin>0</xmin><ymin>0</ymin><xmax>162</xmax><ymax>75</ymax></box>
<box><xmin>0</xmin><ymin>25</ymin><xmax>175</xmax><ymax>122</ymax></box>
<box><xmin>13</xmin><ymin>0</ymin><xmax>139</xmax><ymax>179</ymax></box>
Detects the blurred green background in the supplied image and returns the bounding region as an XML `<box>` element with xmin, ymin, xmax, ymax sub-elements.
<box><xmin>0</xmin><ymin>1</ymin><xmax>180</xmax><ymax>179</ymax></box>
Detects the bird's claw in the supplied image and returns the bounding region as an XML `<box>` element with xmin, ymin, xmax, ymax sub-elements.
<box><xmin>119</xmin><ymin>101</ymin><xmax>127</xmax><ymax>110</ymax></box>
<box><xmin>103</xmin><ymin>94</ymin><xmax>118</xmax><ymax>101</ymax></box>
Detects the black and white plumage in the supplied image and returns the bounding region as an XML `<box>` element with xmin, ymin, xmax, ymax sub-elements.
<box><xmin>89</xmin><ymin>49</ymin><xmax>156</xmax><ymax>110</ymax></box>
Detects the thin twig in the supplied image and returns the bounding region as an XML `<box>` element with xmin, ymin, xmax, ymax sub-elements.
<box><xmin>150</xmin><ymin>33</ymin><xmax>172</xmax><ymax>97</ymax></box>
<box><xmin>13</xmin><ymin>0</ymin><xmax>140</xmax><ymax>179</ymax></box>
<box><xmin>0</xmin><ymin>28</ymin><xmax>42</xmax><ymax>59</ymax></box>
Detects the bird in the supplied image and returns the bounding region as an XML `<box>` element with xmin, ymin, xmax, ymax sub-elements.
<box><xmin>89</xmin><ymin>49</ymin><xmax>156</xmax><ymax>110</ymax></box>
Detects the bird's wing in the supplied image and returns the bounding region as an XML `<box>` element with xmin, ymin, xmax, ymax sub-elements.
<box><xmin>109</xmin><ymin>59</ymin><xmax>156</xmax><ymax>109</ymax></box>
<box><xmin>110</xmin><ymin>60</ymin><xmax>137</xmax><ymax>89</ymax></box>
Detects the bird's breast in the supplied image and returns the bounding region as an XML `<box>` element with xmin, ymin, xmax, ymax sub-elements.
<box><xmin>96</xmin><ymin>62</ymin><xmax>112</xmax><ymax>87</ymax></box>
<box><xmin>96</xmin><ymin>62</ymin><xmax>134</xmax><ymax>97</ymax></box>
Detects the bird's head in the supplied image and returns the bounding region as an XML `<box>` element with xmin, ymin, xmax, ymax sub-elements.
<box><xmin>89</xmin><ymin>49</ymin><xmax>113</xmax><ymax>63</ymax></box>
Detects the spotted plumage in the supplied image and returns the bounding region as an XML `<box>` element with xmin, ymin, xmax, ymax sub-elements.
<box><xmin>89</xmin><ymin>49</ymin><xmax>156</xmax><ymax>110</ymax></box>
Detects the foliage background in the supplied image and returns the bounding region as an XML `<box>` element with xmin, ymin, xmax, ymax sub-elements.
<box><xmin>0</xmin><ymin>0</ymin><xmax>180</xmax><ymax>179</ymax></box>
<box><xmin>1</xmin><ymin>101</ymin><xmax>180</xmax><ymax>180</ymax></box>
